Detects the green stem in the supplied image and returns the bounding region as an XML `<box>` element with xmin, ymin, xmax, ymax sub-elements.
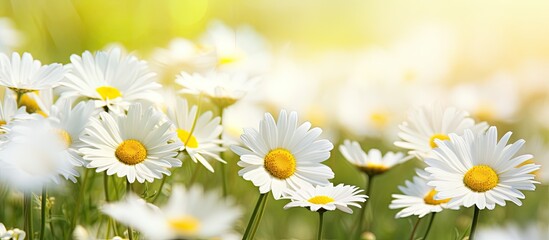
<box><xmin>151</xmin><ymin>176</ymin><xmax>166</xmax><ymax>203</ymax></box>
<box><xmin>40</xmin><ymin>187</ymin><xmax>46</xmax><ymax>240</ymax></box>
<box><xmin>24</xmin><ymin>191</ymin><xmax>34</xmax><ymax>240</ymax></box>
<box><xmin>355</xmin><ymin>174</ymin><xmax>374</xmax><ymax>239</ymax></box>
<box><xmin>48</xmin><ymin>208</ymin><xmax>56</xmax><ymax>240</ymax></box>
<box><xmin>104</xmin><ymin>173</ymin><xmax>110</xmax><ymax>202</ymax></box>
<box><xmin>422</xmin><ymin>212</ymin><xmax>436</xmax><ymax>240</ymax></box>
<box><xmin>409</xmin><ymin>216</ymin><xmax>423</xmax><ymax>240</ymax></box>
<box><xmin>249</xmin><ymin>192</ymin><xmax>269</xmax><ymax>239</ymax></box>
<box><xmin>242</xmin><ymin>193</ymin><xmax>268</xmax><ymax>240</ymax></box>
<box><xmin>188</xmin><ymin>163</ymin><xmax>201</xmax><ymax>186</ymax></box>
<box><xmin>218</xmin><ymin>106</ymin><xmax>228</xmax><ymax>197</ymax></box>
<box><xmin>127</xmin><ymin>180</ymin><xmax>134</xmax><ymax>240</ymax></box>
<box><xmin>469</xmin><ymin>206</ymin><xmax>480</xmax><ymax>240</ymax></box>
<box><xmin>317</xmin><ymin>211</ymin><xmax>325</xmax><ymax>240</ymax></box>
<box><xmin>71</xmin><ymin>169</ymin><xmax>89</xmax><ymax>230</ymax></box>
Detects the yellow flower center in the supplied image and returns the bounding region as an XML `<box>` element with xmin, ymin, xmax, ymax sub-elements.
<box><xmin>423</xmin><ymin>189</ymin><xmax>451</xmax><ymax>205</ymax></box>
<box><xmin>96</xmin><ymin>86</ymin><xmax>122</xmax><ymax>100</ymax></box>
<box><xmin>359</xmin><ymin>162</ymin><xmax>389</xmax><ymax>176</ymax></box>
<box><xmin>0</xmin><ymin>120</ymin><xmax>6</xmax><ymax>126</ymax></box>
<box><xmin>463</xmin><ymin>165</ymin><xmax>499</xmax><ymax>192</ymax></box>
<box><xmin>264</xmin><ymin>148</ymin><xmax>296</xmax><ymax>179</ymax></box>
<box><xmin>168</xmin><ymin>216</ymin><xmax>200</xmax><ymax>234</ymax></box>
<box><xmin>18</xmin><ymin>93</ymin><xmax>47</xmax><ymax>117</ymax></box>
<box><xmin>370</xmin><ymin>111</ymin><xmax>389</xmax><ymax>128</ymax></box>
<box><xmin>177</xmin><ymin>129</ymin><xmax>199</xmax><ymax>148</ymax></box>
<box><xmin>429</xmin><ymin>134</ymin><xmax>450</xmax><ymax>148</ymax></box>
<box><xmin>218</xmin><ymin>53</ymin><xmax>241</xmax><ymax>65</ymax></box>
<box><xmin>57</xmin><ymin>129</ymin><xmax>72</xmax><ymax>148</ymax></box>
<box><xmin>115</xmin><ymin>140</ymin><xmax>147</xmax><ymax>165</ymax></box>
<box><xmin>308</xmin><ymin>195</ymin><xmax>335</xmax><ymax>205</ymax></box>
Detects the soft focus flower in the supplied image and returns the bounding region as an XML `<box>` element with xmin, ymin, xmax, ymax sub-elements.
<box><xmin>425</xmin><ymin>126</ymin><xmax>540</xmax><ymax>210</ymax></box>
<box><xmin>80</xmin><ymin>104</ymin><xmax>181</xmax><ymax>183</ymax></box>
<box><xmin>102</xmin><ymin>184</ymin><xmax>242</xmax><ymax>240</ymax></box>
<box><xmin>61</xmin><ymin>48</ymin><xmax>161</xmax><ymax>114</ymax></box>
<box><xmin>283</xmin><ymin>183</ymin><xmax>367</xmax><ymax>213</ymax></box>
<box><xmin>166</xmin><ymin>96</ymin><xmax>224</xmax><ymax>172</ymax></box>
<box><xmin>0</xmin><ymin>222</ymin><xmax>26</xmax><ymax>240</ymax></box>
<box><xmin>476</xmin><ymin>223</ymin><xmax>548</xmax><ymax>240</ymax></box>
<box><xmin>0</xmin><ymin>52</ymin><xmax>65</xmax><ymax>93</ymax></box>
<box><xmin>0</xmin><ymin>115</ymin><xmax>78</xmax><ymax>191</ymax></box>
<box><xmin>0</xmin><ymin>92</ymin><xmax>20</xmax><ymax>128</ymax></box>
<box><xmin>339</xmin><ymin>140</ymin><xmax>409</xmax><ymax>176</ymax></box>
<box><xmin>394</xmin><ymin>104</ymin><xmax>488</xmax><ymax>160</ymax></box>
<box><xmin>389</xmin><ymin>169</ymin><xmax>458</xmax><ymax>218</ymax></box>
<box><xmin>231</xmin><ymin>110</ymin><xmax>334</xmax><ymax>199</ymax></box>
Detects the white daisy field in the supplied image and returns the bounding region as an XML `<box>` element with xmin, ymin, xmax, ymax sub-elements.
<box><xmin>0</xmin><ymin>1</ymin><xmax>548</xmax><ymax>240</ymax></box>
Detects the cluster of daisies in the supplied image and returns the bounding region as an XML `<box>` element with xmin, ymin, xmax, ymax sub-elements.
<box><xmin>0</xmin><ymin>26</ymin><xmax>542</xmax><ymax>240</ymax></box>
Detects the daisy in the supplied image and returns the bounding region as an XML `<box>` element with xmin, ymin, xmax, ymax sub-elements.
<box><xmin>425</xmin><ymin>126</ymin><xmax>540</xmax><ymax>210</ymax></box>
<box><xmin>389</xmin><ymin>169</ymin><xmax>457</xmax><ymax>218</ymax></box>
<box><xmin>49</xmin><ymin>99</ymin><xmax>96</xmax><ymax>166</ymax></box>
<box><xmin>176</xmin><ymin>71</ymin><xmax>252</xmax><ymax>109</ymax></box>
<box><xmin>0</xmin><ymin>52</ymin><xmax>65</xmax><ymax>93</ymax></box>
<box><xmin>80</xmin><ymin>104</ymin><xmax>182</xmax><ymax>183</ymax></box>
<box><xmin>14</xmin><ymin>88</ymin><xmax>52</xmax><ymax>117</ymax></box>
<box><xmin>60</xmin><ymin>48</ymin><xmax>162</xmax><ymax>114</ymax></box>
<box><xmin>283</xmin><ymin>183</ymin><xmax>367</xmax><ymax>213</ymax></box>
<box><xmin>339</xmin><ymin>140</ymin><xmax>409</xmax><ymax>176</ymax></box>
<box><xmin>476</xmin><ymin>223</ymin><xmax>547</xmax><ymax>240</ymax></box>
<box><xmin>101</xmin><ymin>184</ymin><xmax>242</xmax><ymax>240</ymax></box>
<box><xmin>0</xmin><ymin>222</ymin><xmax>25</xmax><ymax>240</ymax></box>
<box><xmin>0</xmin><ymin>116</ymin><xmax>78</xmax><ymax>191</ymax></box>
<box><xmin>166</xmin><ymin>96</ymin><xmax>224</xmax><ymax>172</ymax></box>
<box><xmin>0</xmin><ymin>92</ymin><xmax>19</xmax><ymax>127</ymax></box>
<box><xmin>394</xmin><ymin>104</ymin><xmax>489</xmax><ymax>160</ymax></box>
<box><xmin>231</xmin><ymin>109</ymin><xmax>334</xmax><ymax>199</ymax></box>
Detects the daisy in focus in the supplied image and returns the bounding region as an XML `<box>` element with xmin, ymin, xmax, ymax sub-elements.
<box><xmin>176</xmin><ymin>71</ymin><xmax>252</xmax><ymax>109</ymax></box>
<box><xmin>425</xmin><ymin>126</ymin><xmax>540</xmax><ymax>210</ymax></box>
<box><xmin>283</xmin><ymin>183</ymin><xmax>367</xmax><ymax>213</ymax></box>
<box><xmin>0</xmin><ymin>116</ymin><xmax>78</xmax><ymax>191</ymax></box>
<box><xmin>80</xmin><ymin>104</ymin><xmax>182</xmax><ymax>183</ymax></box>
<box><xmin>339</xmin><ymin>140</ymin><xmax>409</xmax><ymax>176</ymax></box>
<box><xmin>389</xmin><ymin>169</ymin><xmax>457</xmax><ymax>218</ymax></box>
<box><xmin>394</xmin><ymin>104</ymin><xmax>488</xmax><ymax>160</ymax></box>
<box><xmin>61</xmin><ymin>48</ymin><xmax>161</xmax><ymax>114</ymax></box>
<box><xmin>231</xmin><ymin>110</ymin><xmax>334</xmax><ymax>199</ymax></box>
<box><xmin>166</xmin><ymin>96</ymin><xmax>224</xmax><ymax>172</ymax></box>
<box><xmin>0</xmin><ymin>52</ymin><xmax>65</xmax><ymax>93</ymax></box>
<box><xmin>101</xmin><ymin>184</ymin><xmax>242</xmax><ymax>240</ymax></box>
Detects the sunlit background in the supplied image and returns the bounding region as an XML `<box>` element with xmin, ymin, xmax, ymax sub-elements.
<box><xmin>1</xmin><ymin>0</ymin><xmax>549</xmax><ymax>239</ymax></box>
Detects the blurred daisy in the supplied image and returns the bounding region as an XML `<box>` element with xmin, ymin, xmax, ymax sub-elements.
<box><xmin>0</xmin><ymin>222</ymin><xmax>25</xmax><ymax>240</ymax></box>
<box><xmin>425</xmin><ymin>126</ymin><xmax>540</xmax><ymax>210</ymax></box>
<box><xmin>0</xmin><ymin>116</ymin><xmax>78</xmax><ymax>191</ymax></box>
<box><xmin>389</xmin><ymin>169</ymin><xmax>457</xmax><ymax>218</ymax></box>
<box><xmin>0</xmin><ymin>18</ymin><xmax>21</xmax><ymax>53</ymax></box>
<box><xmin>0</xmin><ymin>52</ymin><xmax>65</xmax><ymax>93</ymax></box>
<box><xmin>0</xmin><ymin>92</ymin><xmax>19</xmax><ymax>127</ymax></box>
<box><xmin>200</xmin><ymin>20</ymin><xmax>270</xmax><ymax>76</ymax></box>
<box><xmin>102</xmin><ymin>184</ymin><xmax>242</xmax><ymax>240</ymax></box>
<box><xmin>231</xmin><ymin>110</ymin><xmax>334</xmax><ymax>199</ymax></box>
<box><xmin>80</xmin><ymin>104</ymin><xmax>181</xmax><ymax>183</ymax></box>
<box><xmin>395</xmin><ymin>104</ymin><xmax>488</xmax><ymax>160</ymax></box>
<box><xmin>476</xmin><ymin>223</ymin><xmax>547</xmax><ymax>240</ymax></box>
<box><xmin>176</xmin><ymin>71</ymin><xmax>251</xmax><ymax>109</ymax></box>
<box><xmin>283</xmin><ymin>183</ymin><xmax>367</xmax><ymax>213</ymax></box>
<box><xmin>519</xmin><ymin>135</ymin><xmax>549</xmax><ymax>182</ymax></box>
<box><xmin>339</xmin><ymin>140</ymin><xmax>409</xmax><ymax>176</ymax></box>
<box><xmin>61</xmin><ymin>48</ymin><xmax>161</xmax><ymax>114</ymax></box>
<box><xmin>166</xmin><ymin>96</ymin><xmax>224</xmax><ymax>172</ymax></box>
<box><xmin>150</xmin><ymin>38</ymin><xmax>217</xmax><ymax>81</ymax></box>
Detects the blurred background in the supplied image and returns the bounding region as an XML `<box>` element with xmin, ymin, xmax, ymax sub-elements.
<box><xmin>1</xmin><ymin>0</ymin><xmax>548</xmax><ymax>239</ymax></box>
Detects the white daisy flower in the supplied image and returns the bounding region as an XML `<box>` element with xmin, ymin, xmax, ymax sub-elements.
<box><xmin>0</xmin><ymin>92</ymin><xmax>19</xmax><ymax>126</ymax></box>
<box><xmin>283</xmin><ymin>183</ymin><xmax>367</xmax><ymax>213</ymax></box>
<box><xmin>476</xmin><ymin>223</ymin><xmax>548</xmax><ymax>240</ymax></box>
<box><xmin>339</xmin><ymin>140</ymin><xmax>409</xmax><ymax>176</ymax></box>
<box><xmin>166</xmin><ymin>96</ymin><xmax>224</xmax><ymax>172</ymax></box>
<box><xmin>14</xmin><ymin>88</ymin><xmax>52</xmax><ymax>117</ymax></box>
<box><xmin>61</xmin><ymin>48</ymin><xmax>161</xmax><ymax>114</ymax></box>
<box><xmin>0</xmin><ymin>222</ymin><xmax>26</xmax><ymax>240</ymax></box>
<box><xmin>176</xmin><ymin>71</ymin><xmax>251</xmax><ymax>108</ymax></box>
<box><xmin>394</xmin><ymin>104</ymin><xmax>489</xmax><ymax>160</ymax></box>
<box><xmin>101</xmin><ymin>184</ymin><xmax>242</xmax><ymax>240</ymax></box>
<box><xmin>49</xmin><ymin>99</ymin><xmax>96</xmax><ymax>166</ymax></box>
<box><xmin>389</xmin><ymin>169</ymin><xmax>457</xmax><ymax>218</ymax></box>
<box><xmin>231</xmin><ymin>110</ymin><xmax>334</xmax><ymax>199</ymax></box>
<box><xmin>0</xmin><ymin>116</ymin><xmax>78</xmax><ymax>191</ymax></box>
<box><xmin>80</xmin><ymin>104</ymin><xmax>181</xmax><ymax>183</ymax></box>
<box><xmin>425</xmin><ymin>126</ymin><xmax>540</xmax><ymax>210</ymax></box>
<box><xmin>0</xmin><ymin>52</ymin><xmax>65</xmax><ymax>93</ymax></box>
